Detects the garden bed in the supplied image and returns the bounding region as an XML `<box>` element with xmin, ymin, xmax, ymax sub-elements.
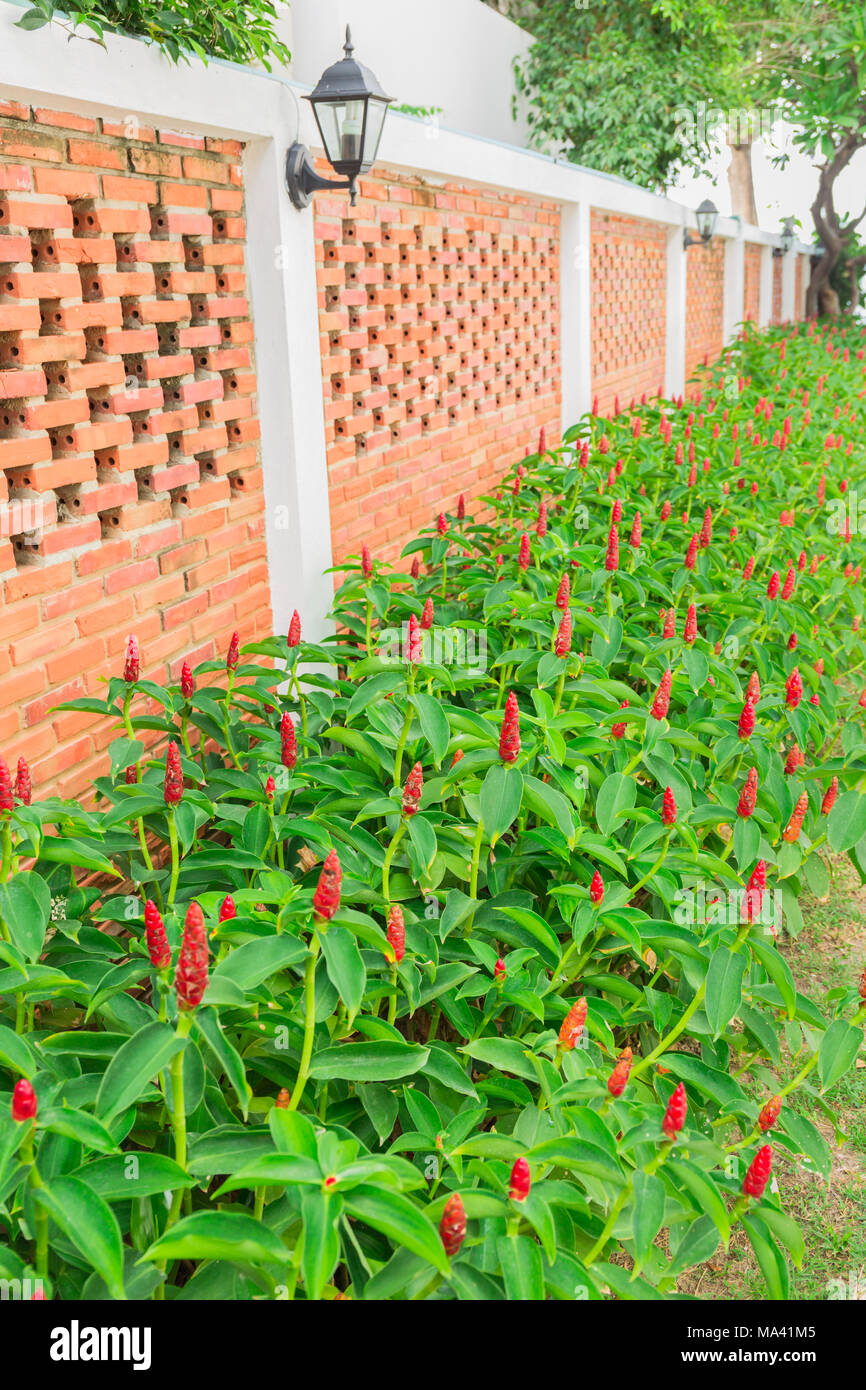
<box><xmin>1</xmin><ymin>318</ymin><xmax>864</xmax><ymax>1301</ymax></box>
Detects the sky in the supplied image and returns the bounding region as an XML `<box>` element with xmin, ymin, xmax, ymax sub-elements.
<box><xmin>670</xmin><ymin>121</ymin><xmax>866</xmax><ymax>244</ymax></box>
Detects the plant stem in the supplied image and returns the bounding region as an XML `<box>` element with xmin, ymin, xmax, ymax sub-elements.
<box><xmin>167</xmin><ymin>806</ymin><xmax>180</xmax><ymax>909</ymax></box>
<box><xmin>289</xmin><ymin>931</ymin><xmax>320</xmax><ymax>1112</ymax></box>
<box><xmin>382</xmin><ymin>822</ymin><xmax>407</xmax><ymax>906</ymax></box>
<box><xmin>393</xmin><ymin>669</ymin><xmax>416</xmax><ymax>786</ymax></box>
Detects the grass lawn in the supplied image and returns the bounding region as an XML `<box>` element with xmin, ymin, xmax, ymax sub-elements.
<box><xmin>681</xmin><ymin>856</ymin><xmax>866</xmax><ymax>1300</ymax></box>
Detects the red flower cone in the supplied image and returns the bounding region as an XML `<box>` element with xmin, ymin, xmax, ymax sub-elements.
<box><xmin>650</xmin><ymin>669</ymin><xmax>672</xmax><ymax>720</ymax></box>
<box><xmin>737</xmin><ymin>767</ymin><xmax>758</xmax><ymax>818</ymax></box>
<box><xmin>785</xmin><ymin>667</ymin><xmax>802</xmax><ymax>709</ymax></box>
<box><xmin>738</xmin><ymin>699</ymin><xmax>755</xmax><ymax>740</ymax></box>
<box><xmin>589</xmin><ymin>869</ymin><xmax>604</xmax><ymax>904</ymax></box>
<box><xmin>611</xmin><ymin>699</ymin><xmax>628</xmax><ymax>739</ymax></box>
<box><xmin>559</xmin><ymin>997</ymin><xmax>587</xmax><ymax>1049</ymax></box>
<box><xmin>742</xmin><ymin>860</ymin><xmax>766</xmax><ymax>923</ymax></box>
<box><xmin>518</xmin><ymin>533</ymin><xmax>531</xmax><ymax>571</ymax></box>
<box><xmin>163</xmin><ymin>741</ymin><xmax>183</xmax><ymax>805</ymax></box>
<box><xmin>226</xmin><ymin>630</ymin><xmax>240</xmax><ymax>672</ymax></box>
<box><xmin>662</xmin><ymin>1082</ymin><xmax>687</xmax><ymax>1139</ymax></box>
<box><xmin>508</xmin><ymin>1156</ymin><xmax>531</xmax><ymax>1202</ymax></box>
<box><xmin>313</xmin><ymin>850</ymin><xmax>342</xmax><ymax>921</ymax></box>
<box><xmin>386</xmin><ymin>904</ymin><xmax>405</xmax><ymax>964</ymax></box>
<box><xmin>14</xmin><ymin>758</ymin><xmax>31</xmax><ymax>806</ymax></box>
<box><xmin>821</xmin><ymin>777</ymin><xmax>838</xmax><ymax>815</ymax></box>
<box><xmin>219</xmin><ymin>894</ymin><xmax>237</xmax><ymax>923</ymax></box>
<box><xmin>288</xmin><ymin>610</ymin><xmax>301</xmax><ymax>648</ymax></box>
<box><xmin>180</xmin><ymin>662</ymin><xmax>194</xmax><ymax>699</ymax></box>
<box><xmin>683</xmin><ymin>605</ymin><xmax>697</xmax><ymax>645</ymax></box>
<box><xmin>145</xmin><ymin>900</ymin><xmax>171</xmax><ymax>969</ymax></box>
<box><xmin>12</xmin><ymin>1078</ymin><xmax>37</xmax><ymax>1122</ymax></box>
<box><xmin>605</xmin><ymin>523</ymin><xmax>619</xmax><ymax>572</ymax></box>
<box><xmin>420</xmin><ymin>597</ymin><xmax>434</xmax><ymax>630</ymax></box>
<box><xmin>555</xmin><ymin>572</ymin><xmax>570</xmax><ymax>610</ymax></box>
<box><xmin>176</xmin><ymin>902</ymin><xmax>209</xmax><ymax>1011</ymax></box>
<box><xmin>440</xmin><ymin>1193</ymin><xmax>466</xmax><ymax>1257</ymax></box>
<box><xmin>281</xmin><ymin>712</ymin><xmax>298</xmax><ymax>770</ymax></box>
<box><xmin>662</xmin><ymin>787</ymin><xmax>677</xmax><ymax>825</ymax></box>
<box><xmin>499</xmin><ymin>691</ymin><xmax>521</xmax><ymax>763</ymax></box>
<box><xmin>742</xmin><ymin>1145</ymin><xmax>772</xmax><ymax>1199</ymax></box>
<box><xmin>758</xmin><ymin>1096</ymin><xmax>781</xmax><ymax>1132</ymax></box>
<box><xmin>782</xmin><ymin>792</ymin><xmax>809</xmax><ymax>843</ymax></box>
<box><xmin>607</xmin><ymin>1046</ymin><xmax>633</xmax><ymax>1098</ymax></box>
<box><xmin>402</xmin><ymin>762</ymin><xmax>423</xmax><ymax>818</ymax></box>
<box><xmin>124</xmin><ymin>633</ymin><xmax>140</xmax><ymax>682</ymax></box>
<box><xmin>555</xmin><ymin>609</ymin><xmax>572</xmax><ymax>657</ymax></box>
<box><xmin>407</xmin><ymin>612</ymin><xmax>423</xmax><ymax>665</ymax></box>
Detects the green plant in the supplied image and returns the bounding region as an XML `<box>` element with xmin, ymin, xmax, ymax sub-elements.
<box><xmin>15</xmin><ymin>0</ymin><xmax>290</xmax><ymax>69</ymax></box>
<box><xmin>0</xmin><ymin>319</ymin><xmax>864</xmax><ymax>1301</ymax></box>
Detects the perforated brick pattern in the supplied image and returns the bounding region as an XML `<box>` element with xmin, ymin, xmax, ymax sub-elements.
<box><xmin>685</xmin><ymin>238</ymin><xmax>725</xmax><ymax>387</ymax></box>
<box><xmin>771</xmin><ymin>254</ymin><xmax>783</xmax><ymax>324</ymax></box>
<box><xmin>314</xmin><ymin>166</ymin><xmax>561</xmax><ymax>565</ymax></box>
<box><xmin>0</xmin><ymin>104</ymin><xmax>269</xmax><ymax>798</ymax></box>
<box><xmin>590</xmin><ymin>211</ymin><xmax>667</xmax><ymax>410</ymax></box>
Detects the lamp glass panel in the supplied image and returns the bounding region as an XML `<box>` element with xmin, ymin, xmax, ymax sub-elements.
<box><xmin>359</xmin><ymin>99</ymin><xmax>388</xmax><ymax>170</ymax></box>
<box><xmin>312</xmin><ymin>99</ymin><xmax>367</xmax><ymax>167</ymax></box>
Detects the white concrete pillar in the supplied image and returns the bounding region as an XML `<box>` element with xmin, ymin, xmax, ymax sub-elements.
<box><xmin>560</xmin><ymin>200</ymin><xmax>593</xmax><ymax>427</ymax></box>
<box><xmin>665</xmin><ymin>224</ymin><xmax>687</xmax><ymax>399</ymax></box>
<box><xmin>723</xmin><ymin>225</ymin><xmax>745</xmax><ymax>342</ymax></box>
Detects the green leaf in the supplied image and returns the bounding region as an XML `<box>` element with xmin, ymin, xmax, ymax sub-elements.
<box><xmin>72</xmin><ymin>1153</ymin><xmax>195</xmax><ymax>1200</ymax></box>
<box><xmin>95</xmin><ymin>1021</ymin><xmax>186</xmax><ymax>1121</ymax></box>
<box><xmin>35</xmin><ymin>1177</ymin><xmax>126</xmax><ymax>1299</ymax></box>
<box><xmin>300</xmin><ymin>1188</ymin><xmax>341</xmax><ymax>1299</ymax></box>
<box><xmin>828</xmin><ymin>790</ymin><xmax>866</xmax><ymax>853</ymax></box>
<box><xmin>596</xmin><ymin>771</ymin><xmax>637</xmax><ymax>837</ymax></box>
<box><xmin>344</xmin><ymin>1184</ymin><xmax>449</xmax><ymax>1274</ymax></box>
<box><xmin>40</xmin><ymin>1107</ymin><xmax>118</xmax><ymax>1154</ymax></box>
<box><xmin>479</xmin><ymin>764</ymin><xmax>523</xmax><ymax>845</ymax></box>
<box><xmin>310</xmin><ymin>1041</ymin><xmax>430</xmax><ymax>1082</ymax></box>
<box><xmin>704</xmin><ymin>945</ymin><xmax>747</xmax><ymax>1037</ymax></box>
<box><xmin>496</xmin><ymin>1233</ymin><xmax>544</xmax><ymax>1299</ymax></box>
<box><xmin>141</xmin><ymin>1211</ymin><xmax>289</xmax><ymax>1267</ymax></box>
<box><xmin>818</xmin><ymin>1019</ymin><xmax>862</xmax><ymax>1090</ymax></box>
<box><xmin>320</xmin><ymin>925</ymin><xmax>366</xmax><ymax>1022</ymax></box>
<box><xmin>631</xmin><ymin>1169</ymin><xmax>665</xmax><ymax>1271</ymax></box>
<box><xmin>193</xmin><ymin>1007</ymin><xmax>251</xmax><ymax>1116</ymax></box>
<box><xmin>0</xmin><ymin>872</ymin><xmax>51</xmax><ymax>961</ymax></box>
<box><xmin>212</xmin><ymin>936</ymin><xmax>306</xmax><ymax>991</ymax></box>
<box><xmin>741</xmin><ymin>1212</ymin><xmax>789</xmax><ymax>1299</ymax></box>
<box><xmin>412</xmin><ymin>692</ymin><xmax>451</xmax><ymax>763</ymax></box>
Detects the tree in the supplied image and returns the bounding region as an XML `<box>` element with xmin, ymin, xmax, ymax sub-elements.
<box><xmin>500</xmin><ymin>0</ymin><xmax>768</xmax><ymax>197</ymax></box>
<box><xmin>753</xmin><ymin>1</ymin><xmax>866</xmax><ymax>315</ymax></box>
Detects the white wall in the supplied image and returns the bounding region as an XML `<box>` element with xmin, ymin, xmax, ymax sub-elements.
<box><xmin>288</xmin><ymin>0</ymin><xmax>533</xmax><ymax>146</ymax></box>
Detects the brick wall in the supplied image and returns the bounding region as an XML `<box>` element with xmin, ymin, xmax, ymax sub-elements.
<box><xmin>771</xmin><ymin>254</ymin><xmax>783</xmax><ymax>324</ymax></box>
<box><xmin>314</xmin><ymin>166</ymin><xmax>561</xmax><ymax>567</ymax></box>
<box><xmin>743</xmin><ymin>242</ymin><xmax>762</xmax><ymax>322</ymax></box>
<box><xmin>590</xmin><ymin>211</ymin><xmax>667</xmax><ymax>412</ymax></box>
<box><xmin>685</xmin><ymin>239</ymin><xmax>725</xmax><ymax>388</ymax></box>
<box><xmin>0</xmin><ymin>104</ymin><xmax>269</xmax><ymax>800</ymax></box>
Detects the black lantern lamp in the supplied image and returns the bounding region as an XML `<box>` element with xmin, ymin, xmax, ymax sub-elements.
<box><xmin>286</xmin><ymin>27</ymin><xmax>393</xmax><ymax>210</ymax></box>
<box><xmin>683</xmin><ymin>199</ymin><xmax>719</xmax><ymax>250</ymax></box>
<box><xmin>773</xmin><ymin>216</ymin><xmax>795</xmax><ymax>258</ymax></box>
